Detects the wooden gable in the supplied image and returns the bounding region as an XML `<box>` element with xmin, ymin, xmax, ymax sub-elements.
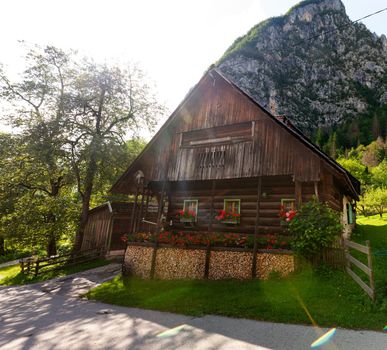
<box><xmin>112</xmin><ymin>69</ymin><xmax>359</xmax><ymax>198</ymax></box>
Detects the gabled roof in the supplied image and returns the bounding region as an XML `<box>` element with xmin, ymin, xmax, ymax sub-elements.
<box><xmin>111</xmin><ymin>67</ymin><xmax>360</xmax><ymax>199</ymax></box>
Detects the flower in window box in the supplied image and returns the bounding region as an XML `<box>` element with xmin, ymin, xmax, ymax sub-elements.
<box><xmin>178</xmin><ymin>209</ymin><xmax>197</xmax><ymax>223</ymax></box>
<box><xmin>215</xmin><ymin>209</ymin><xmax>240</xmax><ymax>224</ymax></box>
<box><xmin>279</xmin><ymin>205</ymin><xmax>297</xmax><ymax>223</ymax></box>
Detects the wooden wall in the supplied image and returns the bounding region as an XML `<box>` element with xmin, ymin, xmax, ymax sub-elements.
<box><xmin>114</xmin><ymin>70</ymin><xmax>329</xmax><ymax>194</ymax></box>
<box><xmin>163</xmin><ymin>174</ymin><xmax>347</xmax><ymax>236</ymax></box>
<box><xmin>81</xmin><ymin>202</ymin><xmax>136</xmax><ymax>252</ymax></box>
<box><xmin>166</xmin><ymin>176</ymin><xmax>304</xmax><ymax>235</ymax></box>
<box><xmin>82</xmin><ymin>206</ymin><xmax>112</xmax><ymax>251</ymax></box>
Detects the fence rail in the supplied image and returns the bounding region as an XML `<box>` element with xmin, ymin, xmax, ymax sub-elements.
<box><xmin>310</xmin><ymin>247</ymin><xmax>346</xmax><ymax>268</ymax></box>
<box><xmin>343</xmin><ymin>239</ymin><xmax>375</xmax><ymax>301</ymax></box>
<box><xmin>20</xmin><ymin>247</ymin><xmax>106</xmax><ymax>277</ymax></box>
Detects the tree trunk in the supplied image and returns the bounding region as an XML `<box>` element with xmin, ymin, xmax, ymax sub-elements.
<box><xmin>73</xmin><ymin>157</ymin><xmax>97</xmax><ymax>252</ymax></box>
<box><xmin>46</xmin><ymin>181</ymin><xmax>60</xmax><ymax>257</ymax></box>
<box><xmin>0</xmin><ymin>237</ymin><xmax>5</xmax><ymax>255</ymax></box>
<box><xmin>47</xmin><ymin>235</ymin><xmax>57</xmax><ymax>256</ymax></box>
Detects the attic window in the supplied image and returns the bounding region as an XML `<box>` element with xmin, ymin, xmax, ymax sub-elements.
<box><xmin>197</xmin><ymin>148</ymin><xmax>226</xmax><ymax>168</ymax></box>
<box><xmin>181</xmin><ymin>122</ymin><xmax>252</xmax><ymax>148</ymax></box>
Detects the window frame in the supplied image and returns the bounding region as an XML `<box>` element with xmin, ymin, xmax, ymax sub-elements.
<box><xmin>222</xmin><ymin>199</ymin><xmax>241</xmax><ymax>224</ymax></box>
<box><xmin>281</xmin><ymin>198</ymin><xmax>296</xmax><ymax>211</ymax></box>
<box><xmin>182</xmin><ymin>199</ymin><xmax>198</xmax><ymax>222</ymax></box>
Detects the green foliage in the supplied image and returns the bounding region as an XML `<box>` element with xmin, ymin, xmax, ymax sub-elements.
<box><xmin>358</xmin><ymin>188</ymin><xmax>387</xmax><ymax>217</ymax></box>
<box><xmin>315</xmin><ymin>104</ymin><xmax>387</xmax><ymax>155</ymax></box>
<box><xmin>370</xmin><ymin>160</ymin><xmax>387</xmax><ymax>188</ymax></box>
<box><xmin>0</xmin><ymin>44</ymin><xmax>161</xmax><ymax>254</ymax></box>
<box><xmin>289</xmin><ymin>199</ymin><xmax>342</xmax><ymax>258</ymax></box>
<box><xmin>336</xmin><ymin>157</ymin><xmax>370</xmax><ymax>186</ymax></box>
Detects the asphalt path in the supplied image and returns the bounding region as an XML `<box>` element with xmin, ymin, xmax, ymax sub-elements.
<box><xmin>0</xmin><ymin>264</ymin><xmax>386</xmax><ymax>349</ymax></box>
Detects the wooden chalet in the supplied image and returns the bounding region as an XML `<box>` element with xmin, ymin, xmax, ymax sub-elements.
<box><xmin>107</xmin><ymin>68</ymin><xmax>360</xmax><ymax>249</ymax></box>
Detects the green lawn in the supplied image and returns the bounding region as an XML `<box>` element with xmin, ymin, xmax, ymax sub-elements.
<box><xmin>88</xmin><ymin>216</ymin><xmax>387</xmax><ymax>330</ymax></box>
<box><xmin>0</xmin><ymin>259</ymin><xmax>111</xmax><ymax>286</ymax></box>
<box><xmin>88</xmin><ymin>267</ymin><xmax>385</xmax><ymax>330</ymax></box>
<box><xmin>353</xmin><ymin>214</ymin><xmax>387</xmax><ymax>301</ymax></box>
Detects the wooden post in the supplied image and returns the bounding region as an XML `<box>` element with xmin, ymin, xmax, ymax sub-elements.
<box><xmin>205</xmin><ymin>179</ymin><xmax>215</xmax><ymax>279</ymax></box>
<box><xmin>35</xmin><ymin>261</ymin><xmax>40</xmax><ymax>277</ymax></box>
<box><xmin>252</xmin><ymin>177</ymin><xmax>262</xmax><ymax>278</ymax></box>
<box><xmin>136</xmin><ymin>181</ymin><xmax>146</xmax><ymax>231</ymax></box>
<box><xmin>27</xmin><ymin>260</ymin><xmax>31</xmax><ymax>275</ymax></box>
<box><xmin>366</xmin><ymin>240</ymin><xmax>375</xmax><ymax>301</ymax></box>
<box><xmin>314</xmin><ymin>181</ymin><xmax>319</xmax><ymax>200</ymax></box>
<box><xmin>150</xmin><ymin>181</ymin><xmax>167</xmax><ymax>279</ymax></box>
<box><xmin>141</xmin><ymin>188</ymin><xmax>151</xmax><ymax>232</ymax></box>
<box><xmin>208</xmin><ymin>180</ymin><xmax>216</xmax><ymax>232</ymax></box>
<box><xmin>20</xmin><ymin>260</ymin><xmax>24</xmax><ymax>274</ymax></box>
<box><xmin>295</xmin><ymin>180</ymin><xmax>302</xmax><ymax>208</ymax></box>
<box><xmin>129</xmin><ymin>184</ymin><xmax>140</xmax><ymax>236</ymax></box>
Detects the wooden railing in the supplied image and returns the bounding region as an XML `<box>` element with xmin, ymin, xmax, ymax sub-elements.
<box><xmin>20</xmin><ymin>247</ymin><xmax>106</xmax><ymax>277</ymax></box>
<box><xmin>344</xmin><ymin>239</ymin><xmax>375</xmax><ymax>301</ymax></box>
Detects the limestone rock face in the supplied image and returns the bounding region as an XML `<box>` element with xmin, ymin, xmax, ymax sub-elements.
<box><xmin>218</xmin><ymin>0</ymin><xmax>387</xmax><ymax>134</ymax></box>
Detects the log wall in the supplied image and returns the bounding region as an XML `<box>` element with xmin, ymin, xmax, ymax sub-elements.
<box><xmin>166</xmin><ymin>176</ymin><xmax>310</xmax><ymax>234</ymax></box>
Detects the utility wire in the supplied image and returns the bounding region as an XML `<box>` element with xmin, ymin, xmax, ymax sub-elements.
<box><xmin>289</xmin><ymin>7</ymin><xmax>387</xmax><ymax>50</ymax></box>
<box><xmin>221</xmin><ymin>6</ymin><xmax>387</xmax><ymax>62</ymax></box>
<box><xmin>219</xmin><ymin>6</ymin><xmax>387</xmax><ymax>113</ymax></box>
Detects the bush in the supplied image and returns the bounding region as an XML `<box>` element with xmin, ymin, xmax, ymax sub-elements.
<box><xmin>289</xmin><ymin>199</ymin><xmax>342</xmax><ymax>258</ymax></box>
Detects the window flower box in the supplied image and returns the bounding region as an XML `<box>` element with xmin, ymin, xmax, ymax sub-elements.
<box><xmin>215</xmin><ymin>210</ymin><xmax>241</xmax><ymax>224</ymax></box>
<box><xmin>178</xmin><ymin>199</ymin><xmax>198</xmax><ymax>223</ymax></box>
<box><xmin>215</xmin><ymin>199</ymin><xmax>241</xmax><ymax>224</ymax></box>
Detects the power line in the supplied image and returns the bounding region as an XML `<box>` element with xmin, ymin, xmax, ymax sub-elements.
<box><xmin>221</xmin><ymin>6</ymin><xmax>387</xmax><ymax>62</ymax></box>
<box><xmin>289</xmin><ymin>7</ymin><xmax>387</xmax><ymax>50</ymax></box>
<box><xmin>218</xmin><ymin>6</ymin><xmax>387</xmax><ymax>112</ymax></box>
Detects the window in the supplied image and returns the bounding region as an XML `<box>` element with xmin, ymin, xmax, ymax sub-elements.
<box><xmin>196</xmin><ymin>148</ymin><xmax>226</xmax><ymax>168</ymax></box>
<box><xmin>281</xmin><ymin>199</ymin><xmax>295</xmax><ymax>211</ymax></box>
<box><xmin>181</xmin><ymin>199</ymin><xmax>198</xmax><ymax>222</ymax></box>
<box><xmin>222</xmin><ymin>199</ymin><xmax>241</xmax><ymax>224</ymax></box>
<box><xmin>181</xmin><ymin>122</ymin><xmax>253</xmax><ymax>148</ymax></box>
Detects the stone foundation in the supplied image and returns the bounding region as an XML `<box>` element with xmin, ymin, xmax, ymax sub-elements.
<box><xmin>155</xmin><ymin>247</ymin><xmax>206</xmax><ymax>279</ymax></box>
<box><xmin>123</xmin><ymin>244</ymin><xmax>294</xmax><ymax>280</ymax></box>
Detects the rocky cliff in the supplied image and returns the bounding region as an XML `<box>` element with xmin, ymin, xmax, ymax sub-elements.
<box><xmin>218</xmin><ymin>0</ymin><xmax>387</xmax><ymax>135</ymax></box>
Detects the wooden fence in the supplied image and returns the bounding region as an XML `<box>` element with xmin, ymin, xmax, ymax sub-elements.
<box><xmin>343</xmin><ymin>239</ymin><xmax>375</xmax><ymax>301</ymax></box>
<box><xmin>310</xmin><ymin>247</ymin><xmax>346</xmax><ymax>268</ymax></box>
<box><xmin>20</xmin><ymin>247</ymin><xmax>106</xmax><ymax>277</ymax></box>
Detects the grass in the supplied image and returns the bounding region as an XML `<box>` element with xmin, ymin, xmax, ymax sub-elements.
<box><xmin>88</xmin><ymin>215</ymin><xmax>387</xmax><ymax>330</ymax></box>
<box><xmin>88</xmin><ymin>266</ymin><xmax>386</xmax><ymax>330</ymax></box>
<box><xmin>0</xmin><ymin>258</ymin><xmax>111</xmax><ymax>286</ymax></box>
<box><xmin>352</xmin><ymin>214</ymin><xmax>387</xmax><ymax>303</ymax></box>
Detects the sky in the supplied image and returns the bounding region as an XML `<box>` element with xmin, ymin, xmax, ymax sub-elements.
<box><xmin>1</xmin><ymin>0</ymin><xmax>386</xmax><ymax>135</ymax></box>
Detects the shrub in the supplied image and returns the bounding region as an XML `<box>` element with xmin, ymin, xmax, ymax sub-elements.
<box><xmin>289</xmin><ymin>198</ymin><xmax>342</xmax><ymax>258</ymax></box>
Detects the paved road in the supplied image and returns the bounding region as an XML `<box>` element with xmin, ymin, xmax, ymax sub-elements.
<box><xmin>0</xmin><ymin>265</ymin><xmax>386</xmax><ymax>349</ymax></box>
<box><xmin>0</xmin><ymin>260</ymin><xmax>21</xmax><ymax>269</ymax></box>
